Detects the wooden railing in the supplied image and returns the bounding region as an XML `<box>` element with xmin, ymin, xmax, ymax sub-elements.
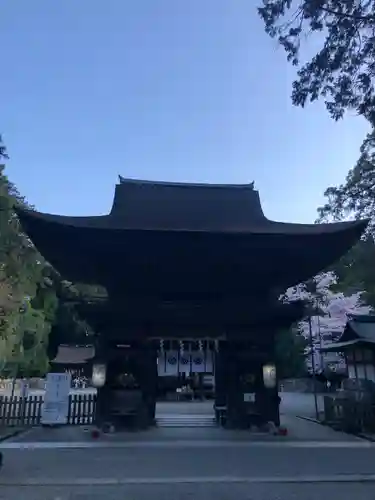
<box><xmin>323</xmin><ymin>395</ymin><xmax>375</xmax><ymax>434</ymax></box>
<box><xmin>0</xmin><ymin>394</ymin><xmax>96</xmax><ymax>427</ymax></box>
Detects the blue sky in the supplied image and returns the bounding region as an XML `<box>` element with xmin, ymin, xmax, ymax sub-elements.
<box><xmin>1</xmin><ymin>0</ymin><xmax>369</xmax><ymax>223</ymax></box>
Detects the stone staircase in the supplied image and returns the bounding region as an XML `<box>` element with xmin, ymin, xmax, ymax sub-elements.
<box><xmin>156</xmin><ymin>414</ymin><xmax>217</xmax><ymax>428</ymax></box>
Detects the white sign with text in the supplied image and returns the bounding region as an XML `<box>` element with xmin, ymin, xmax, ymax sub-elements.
<box><xmin>41</xmin><ymin>373</ymin><xmax>71</xmax><ymax>425</ymax></box>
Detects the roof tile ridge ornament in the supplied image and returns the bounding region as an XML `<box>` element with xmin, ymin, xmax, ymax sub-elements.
<box><xmin>117</xmin><ymin>175</ymin><xmax>256</xmax><ymax>190</ymax></box>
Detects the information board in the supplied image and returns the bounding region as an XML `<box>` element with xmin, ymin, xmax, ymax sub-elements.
<box><xmin>41</xmin><ymin>372</ymin><xmax>71</xmax><ymax>425</ymax></box>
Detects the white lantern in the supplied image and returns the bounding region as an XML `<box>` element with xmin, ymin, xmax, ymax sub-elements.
<box><xmin>92</xmin><ymin>363</ymin><xmax>107</xmax><ymax>388</ymax></box>
<box><xmin>262</xmin><ymin>363</ymin><xmax>277</xmax><ymax>389</ymax></box>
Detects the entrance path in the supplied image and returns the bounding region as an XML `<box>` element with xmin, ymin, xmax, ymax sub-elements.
<box><xmin>1</xmin><ymin>431</ymin><xmax>375</xmax><ymax>500</ymax></box>
<box><xmin>280</xmin><ymin>392</ymin><xmax>325</xmax><ymax>418</ymax></box>
<box><xmin>158</xmin><ymin>393</ymin><xmax>326</xmax><ymax>419</ymax></box>
<box><xmin>1</xmin><ymin>399</ymin><xmax>364</xmax><ymax>446</ymax></box>
<box><xmin>156</xmin><ymin>400</ymin><xmax>215</xmax><ymax>415</ymax></box>
<box><xmin>2</xmin><ymin>399</ymin><xmax>373</xmax><ymax>500</ymax></box>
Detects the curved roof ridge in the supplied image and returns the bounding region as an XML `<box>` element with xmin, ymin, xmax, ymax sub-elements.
<box><xmin>117</xmin><ymin>176</ymin><xmax>256</xmax><ymax>190</ymax></box>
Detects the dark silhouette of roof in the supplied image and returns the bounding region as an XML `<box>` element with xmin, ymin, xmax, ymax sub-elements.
<box><xmin>15</xmin><ymin>178</ymin><xmax>368</xmax><ymax>288</ymax></box>
<box><xmin>16</xmin><ymin>178</ymin><xmax>368</xmax><ymax>233</ymax></box>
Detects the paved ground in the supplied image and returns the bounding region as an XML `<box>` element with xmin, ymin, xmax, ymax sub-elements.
<box><xmin>280</xmin><ymin>392</ymin><xmax>325</xmax><ymax>419</ymax></box>
<box><xmin>1</xmin><ymin>483</ymin><xmax>375</xmax><ymax>500</ymax></box>
<box><xmin>1</xmin><ymin>388</ymin><xmax>325</xmax><ymax>418</ymax></box>
<box><xmin>2</xmin><ymin>412</ymin><xmax>360</xmax><ymax>444</ymax></box>
<box><xmin>1</xmin><ymin>396</ymin><xmax>374</xmax><ymax>499</ymax></box>
<box><xmin>0</xmin><ymin>427</ymin><xmax>24</xmax><ymax>442</ymax></box>
<box><xmin>156</xmin><ymin>394</ymin><xmax>326</xmax><ymax>420</ymax></box>
<box><xmin>1</xmin><ymin>435</ymin><xmax>375</xmax><ymax>499</ymax></box>
<box><xmin>0</xmin><ymin>398</ymin><xmax>351</xmax><ymax>444</ymax></box>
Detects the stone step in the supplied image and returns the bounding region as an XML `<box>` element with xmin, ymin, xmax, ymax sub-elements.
<box><xmin>156</xmin><ymin>414</ymin><xmax>217</xmax><ymax>428</ymax></box>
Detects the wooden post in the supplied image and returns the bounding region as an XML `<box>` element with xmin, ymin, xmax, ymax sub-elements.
<box><xmin>308</xmin><ymin>316</ymin><xmax>320</xmax><ymax>421</ymax></box>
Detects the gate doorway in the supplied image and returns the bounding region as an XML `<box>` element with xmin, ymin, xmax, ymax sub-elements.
<box><xmin>156</xmin><ymin>340</ymin><xmax>217</xmax><ymax>427</ymax></box>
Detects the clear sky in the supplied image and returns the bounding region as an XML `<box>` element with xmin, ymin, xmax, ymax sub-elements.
<box><xmin>1</xmin><ymin>0</ymin><xmax>370</xmax><ymax>223</ymax></box>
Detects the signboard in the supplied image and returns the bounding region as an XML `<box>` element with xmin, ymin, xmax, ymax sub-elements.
<box><xmin>41</xmin><ymin>373</ymin><xmax>71</xmax><ymax>425</ymax></box>
<box><xmin>20</xmin><ymin>380</ymin><xmax>29</xmax><ymax>399</ymax></box>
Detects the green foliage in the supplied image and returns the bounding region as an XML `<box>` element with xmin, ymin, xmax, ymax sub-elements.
<box><xmin>258</xmin><ymin>2</ymin><xmax>375</xmax><ymax>306</ymax></box>
<box><xmin>315</xmin><ymin>128</ymin><xmax>375</xmax><ymax>307</ymax></box>
<box><xmin>258</xmin><ymin>0</ymin><xmax>375</xmax><ymax>125</ymax></box>
<box><xmin>328</xmin><ymin>238</ymin><xmax>375</xmax><ymax>307</ymax></box>
<box><xmin>318</xmin><ymin>130</ymin><xmax>375</xmax><ymax>223</ymax></box>
<box><xmin>0</xmin><ymin>136</ymin><xmax>94</xmax><ymax>377</ymax></box>
<box><xmin>275</xmin><ymin>328</ymin><xmax>307</xmax><ymax>378</ymax></box>
<box><xmin>0</xmin><ymin>140</ymin><xmax>53</xmax><ymax>374</ymax></box>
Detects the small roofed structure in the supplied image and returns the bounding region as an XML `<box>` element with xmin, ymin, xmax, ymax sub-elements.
<box><xmin>321</xmin><ymin>315</ymin><xmax>375</xmax><ymax>382</ymax></box>
<box><xmin>51</xmin><ymin>345</ymin><xmax>95</xmax><ymax>370</ymax></box>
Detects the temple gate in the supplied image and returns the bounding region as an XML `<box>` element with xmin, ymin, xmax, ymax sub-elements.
<box><xmin>16</xmin><ymin>177</ymin><xmax>367</xmax><ymax>431</ymax></box>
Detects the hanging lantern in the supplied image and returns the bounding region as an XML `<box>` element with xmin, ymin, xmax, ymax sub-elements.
<box><xmin>92</xmin><ymin>363</ymin><xmax>107</xmax><ymax>388</ymax></box>
<box><xmin>262</xmin><ymin>363</ymin><xmax>277</xmax><ymax>389</ymax></box>
<box><xmin>198</xmin><ymin>340</ymin><xmax>203</xmax><ymax>352</ymax></box>
<box><xmin>160</xmin><ymin>339</ymin><xmax>164</xmax><ymax>353</ymax></box>
<box><xmin>179</xmin><ymin>340</ymin><xmax>184</xmax><ymax>354</ymax></box>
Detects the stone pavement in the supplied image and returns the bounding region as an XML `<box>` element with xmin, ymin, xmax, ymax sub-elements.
<box><xmin>1</xmin><ymin>432</ymin><xmax>375</xmax><ymax>499</ymax></box>
<box><xmin>2</xmin><ymin>438</ymin><xmax>375</xmax><ymax>481</ymax></box>
<box><xmin>3</xmin><ymin>403</ymin><xmax>363</xmax><ymax>445</ymax></box>
<box><xmin>1</xmin><ymin>482</ymin><xmax>375</xmax><ymax>500</ymax></box>
<box><xmin>280</xmin><ymin>392</ymin><xmax>325</xmax><ymax>418</ymax></box>
<box><xmin>0</xmin><ymin>427</ymin><xmax>24</xmax><ymax>443</ymax></box>
<box><xmin>2</xmin><ymin>398</ymin><xmax>374</xmax><ymax>499</ymax></box>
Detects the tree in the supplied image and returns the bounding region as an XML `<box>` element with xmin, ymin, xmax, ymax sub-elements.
<box><xmin>0</xmin><ymin>136</ymin><xmax>101</xmax><ymax>376</ymax></box>
<box><xmin>258</xmin><ymin>2</ymin><xmax>375</xmax><ymax>302</ymax></box>
<box><xmin>258</xmin><ymin>0</ymin><xmax>375</xmax><ymax>125</ymax></box>
<box><xmin>0</xmin><ymin>137</ymin><xmax>54</xmax><ymax>375</ymax></box>
<box><xmin>283</xmin><ymin>271</ymin><xmax>370</xmax><ymax>375</ymax></box>
<box><xmin>315</xmin><ymin>129</ymin><xmax>375</xmax><ymax>307</ymax></box>
<box><xmin>318</xmin><ymin>129</ymin><xmax>375</xmax><ymax>223</ymax></box>
<box><xmin>275</xmin><ymin>327</ymin><xmax>307</xmax><ymax>378</ymax></box>
<box><xmin>328</xmin><ymin>237</ymin><xmax>375</xmax><ymax>307</ymax></box>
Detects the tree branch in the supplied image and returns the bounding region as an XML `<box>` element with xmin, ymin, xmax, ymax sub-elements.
<box><xmin>317</xmin><ymin>4</ymin><xmax>375</xmax><ymax>21</ymax></box>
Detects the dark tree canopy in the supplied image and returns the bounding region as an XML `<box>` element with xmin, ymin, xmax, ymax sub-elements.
<box><xmin>318</xmin><ymin>129</ymin><xmax>375</xmax><ymax>222</ymax></box>
<box><xmin>275</xmin><ymin>328</ymin><xmax>307</xmax><ymax>378</ymax></box>
<box><xmin>258</xmin><ymin>0</ymin><xmax>375</xmax><ymax>125</ymax></box>
<box><xmin>316</xmin><ymin>128</ymin><xmax>375</xmax><ymax>308</ymax></box>
<box><xmin>0</xmin><ymin>136</ymin><xmax>101</xmax><ymax>376</ymax></box>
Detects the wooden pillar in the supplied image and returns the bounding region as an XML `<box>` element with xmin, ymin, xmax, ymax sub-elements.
<box><xmin>93</xmin><ymin>339</ymin><xmax>158</xmax><ymax>431</ymax></box>
<box><xmin>259</xmin><ymin>330</ymin><xmax>280</xmax><ymax>427</ymax></box>
<box><xmin>214</xmin><ymin>347</ymin><xmax>226</xmax><ymax>408</ymax></box>
<box><xmin>224</xmin><ymin>341</ymin><xmax>249</xmax><ymax>429</ymax></box>
<box><xmin>221</xmin><ymin>335</ymin><xmax>280</xmax><ymax>429</ymax></box>
<box><xmin>137</xmin><ymin>343</ymin><xmax>158</xmax><ymax>425</ymax></box>
<box><xmin>93</xmin><ymin>337</ymin><xmax>110</xmax><ymax>428</ymax></box>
